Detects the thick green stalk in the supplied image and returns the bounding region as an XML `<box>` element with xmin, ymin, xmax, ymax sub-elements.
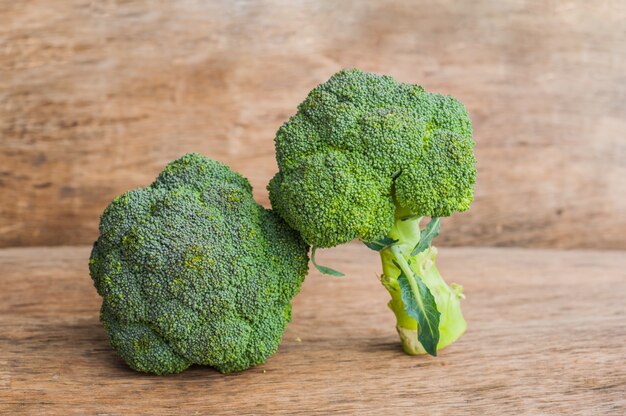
<box><xmin>379</xmin><ymin>206</ymin><xmax>467</xmax><ymax>355</ymax></box>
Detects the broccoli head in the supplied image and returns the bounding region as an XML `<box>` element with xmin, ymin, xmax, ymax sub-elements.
<box><xmin>269</xmin><ymin>69</ymin><xmax>476</xmax><ymax>356</ymax></box>
<box><xmin>89</xmin><ymin>153</ymin><xmax>309</xmax><ymax>374</ymax></box>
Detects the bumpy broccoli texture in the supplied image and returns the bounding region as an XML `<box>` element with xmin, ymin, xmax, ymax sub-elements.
<box><xmin>269</xmin><ymin>69</ymin><xmax>476</xmax><ymax>356</ymax></box>
<box><xmin>89</xmin><ymin>153</ymin><xmax>309</xmax><ymax>374</ymax></box>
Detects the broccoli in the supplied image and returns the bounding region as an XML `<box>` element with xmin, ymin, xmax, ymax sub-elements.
<box><xmin>89</xmin><ymin>153</ymin><xmax>309</xmax><ymax>374</ymax></box>
<box><xmin>268</xmin><ymin>69</ymin><xmax>476</xmax><ymax>356</ymax></box>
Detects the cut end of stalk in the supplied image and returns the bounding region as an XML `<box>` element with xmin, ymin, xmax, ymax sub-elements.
<box><xmin>396</xmin><ymin>325</ymin><xmax>428</xmax><ymax>355</ymax></box>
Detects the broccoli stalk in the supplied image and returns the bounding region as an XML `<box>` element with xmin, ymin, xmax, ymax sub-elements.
<box><xmin>374</xmin><ymin>205</ymin><xmax>466</xmax><ymax>355</ymax></box>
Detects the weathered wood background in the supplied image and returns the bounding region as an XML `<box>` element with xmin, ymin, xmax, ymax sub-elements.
<box><xmin>1</xmin><ymin>0</ymin><xmax>625</xmax><ymax>249</ymax></box>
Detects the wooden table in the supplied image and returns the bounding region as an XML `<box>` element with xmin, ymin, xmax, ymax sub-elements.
<box><xmin>1</xmin><ymin>244</ymin><xmax>624</xmax><ymax>415</ymax></box>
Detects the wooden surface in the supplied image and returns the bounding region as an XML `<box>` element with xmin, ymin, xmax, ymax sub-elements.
<box><xmin>0</xmin><ymin>244</ymin><xmax>624</xmax><ymax>415</ymax></box>
<box><xmin>1</xmin><ymin>1</ymin><xmax>626</xmax><ymax>249</ymax></box>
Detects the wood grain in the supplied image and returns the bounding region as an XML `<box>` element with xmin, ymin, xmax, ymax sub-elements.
<box><xmin>0</xmin><ymin>244</ymin><xmax>624</xmax><ymax>415</ymax></box>
<box><xmin>1</xmin><ymin>0</ymin><xmax>626</xmax><ymax>249</ymax></box>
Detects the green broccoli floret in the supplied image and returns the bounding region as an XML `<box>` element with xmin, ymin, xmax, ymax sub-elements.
<box><xmin>89</xmin><ymin>153</ymin><xmax>309</xmax><ymax>374</ymax></box>
<box><xmin>269</xmin><ymin>69</ymin><xmax>475</xmax><ymax>356</ymax></box>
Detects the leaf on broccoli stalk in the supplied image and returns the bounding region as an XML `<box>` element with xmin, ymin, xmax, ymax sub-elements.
<box><xmin>411</xmin><ymin>217</ymin><xmax>441</xmax><ymax>256</ymax></box>
<box><xmin>395</xmin><ymin>261</ymin><xmax>440</xmax><ymax>356</ymax></box>
<box><xmin>363</xmin><ymin>236</ymin><xmax>398</xmax><ymax>252</ymax></box>
<box><xmin>311</xmin><ymin>247</ymin><xmax>345</xmax><ymax>277</ymax></box>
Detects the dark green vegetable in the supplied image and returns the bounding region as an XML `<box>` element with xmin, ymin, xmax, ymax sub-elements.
<box><xmin>268</xmin><ymin>69</ymin><xmax>475</xmax><ymax>355</ymax></box>
<box><xmin>89</xmin><ymin>153</ymin><xmax>309</xmax><ymax>374</ymax></box>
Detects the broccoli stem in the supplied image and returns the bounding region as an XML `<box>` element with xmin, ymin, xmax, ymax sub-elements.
<box><xmin>379</xmin><ymin>205</ymin><xmax>467</xmax><ymax>355</ymax></box>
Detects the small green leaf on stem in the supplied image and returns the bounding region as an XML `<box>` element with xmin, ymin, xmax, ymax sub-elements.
<box><xmin>411</xmin><ymin>217</ymin><xmax>441</xmax><ymax>256</ymax></box>
<box><xmin>394</xmin><ymin>260</ymin><xmax>441</xmax><ymax>356</ymax></box>
<box><xmin>363</xmin><ymin>237</ymin><xmax>398</xmax><ymax>252</ymax></box>
<box><xmin>311</xmin><ymin>247</ymin><xmax>345</xmax><ymax>277</ymax></box>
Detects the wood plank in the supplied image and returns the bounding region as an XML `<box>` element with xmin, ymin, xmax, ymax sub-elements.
<box><xmin>0</xmin><ymin>244</ymin><xmax>624</xmax><ymax>415</ymax></box>
<box><xmin>1</xmin><ymin>1</ymin><xmax>626</xmax><ymax>249</ymax></box>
